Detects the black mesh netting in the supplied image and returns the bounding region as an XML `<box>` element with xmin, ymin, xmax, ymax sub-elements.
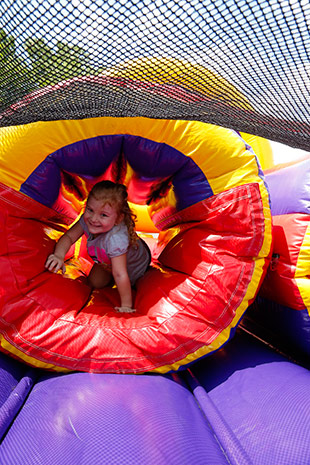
<box><xmin>0</xmin><ymin>0</ymin><xmax>309</xmax><ymax>150</ymax></box>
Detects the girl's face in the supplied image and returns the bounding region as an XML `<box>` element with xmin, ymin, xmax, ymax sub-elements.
<box><xmin>84</xmin><ymin>196</ymin><xmax>122</xmax><ymax>236</ymax></box>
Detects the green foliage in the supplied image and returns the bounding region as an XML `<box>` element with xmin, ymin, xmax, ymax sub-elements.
<box><xmin>25</xmin><ymin>38</ymin><xmax>96</xmax><ymax>87</ymax></box>
<box><xmin>0</xmin><ymin>29</ymin><xmax>36</xmax><ymax>111</ymax></box>
<box><xmin>0</xmin><ymin>29</ymin><xmax>96</xmax><ymax>112</ymax></box>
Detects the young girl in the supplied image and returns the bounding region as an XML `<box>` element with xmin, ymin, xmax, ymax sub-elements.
<box><xmin>45</xmin><ymin>181</ymin><xmax>151</xmax><ymax>313</ymax></box>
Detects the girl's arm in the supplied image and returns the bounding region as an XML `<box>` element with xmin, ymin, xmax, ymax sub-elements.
<box><xmin>111</xmin><ymin>254</ymin><xmax>135</xmax><ymax>313</ymax></box>
<box><xmin>45</xmin><ymin>222</ymin><xmax>84</xmax><ymax>274</ymax></box>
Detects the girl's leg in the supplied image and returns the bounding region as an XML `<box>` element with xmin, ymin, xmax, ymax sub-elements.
<box><xmin>87</xmin><ymin>263</ymin><xmax>113</xmax><ymax>289</ymax></box>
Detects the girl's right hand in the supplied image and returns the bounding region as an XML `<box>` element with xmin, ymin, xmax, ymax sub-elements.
<box><xmin>45</xmin><ymin>254</ymin><xmax>66</xmax><ymax>274</ymax></box>
<box><xmin>115</xmin><ymin>306</ymin><xmax>136</xmax><ymax>313</ymax></box>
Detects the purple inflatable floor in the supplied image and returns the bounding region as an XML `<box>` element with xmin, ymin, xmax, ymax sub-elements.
<box><xmin>0</xmin><ymin>330</ymin><xmax>310</xmax><ymax>465</ymax></box>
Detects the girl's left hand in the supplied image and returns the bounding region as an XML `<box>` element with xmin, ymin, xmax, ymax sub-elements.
<box><xmin>115</xmin><ymin>306</ymin><xmax>136</xmax><ymax>313</ymax></box>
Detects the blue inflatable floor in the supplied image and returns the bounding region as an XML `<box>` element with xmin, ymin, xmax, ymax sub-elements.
<box><xmin>0</xmin><ymin>329</ymin><xmax>310</xmax><ymax>465</ymax></box>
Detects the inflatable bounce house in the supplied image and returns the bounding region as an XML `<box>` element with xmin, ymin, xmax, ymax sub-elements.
<box><xmin>0</xmin><ymin>1</ymin><xmax>310</xmax><ymax>464</ymax></box>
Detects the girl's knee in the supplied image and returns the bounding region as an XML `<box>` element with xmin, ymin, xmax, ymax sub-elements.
<box><xmin>88</xmin><ymin>265</ymin><xmax>112</xmax><ymax>289</ymax></box>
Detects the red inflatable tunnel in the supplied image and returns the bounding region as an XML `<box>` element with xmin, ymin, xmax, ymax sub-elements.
<box><xmin>0</xmin><ymin>116</ymin><xmax>272</xmax><ymax>373</ymax></box>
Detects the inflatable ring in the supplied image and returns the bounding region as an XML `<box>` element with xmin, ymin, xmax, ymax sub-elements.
<box><xmin>106</xmin><ymin>56</ymin><xmax>253</xmax><ymax>110</ymax></box>
<box><xmin>262</xmin><ymin>158</ymin><xmax>310</xmax><ymax>311</ymax></box>
<box><xmin>0</xmin><ymin>112</ymin><xmax>272</xmax><ymax>373</ymax></box>
<box><xmin>243</xmin><ymin>158</ymin><xmax>310</xmax><ymax>357</ymax></box>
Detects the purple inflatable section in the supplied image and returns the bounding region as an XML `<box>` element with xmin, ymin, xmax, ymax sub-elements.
<box><xmin>266</xmin><ymin>158</ymin><xmax>310</xmax><ymax>216</ymax></box>
<box><xmin>1</xmin><ymin>330</ymin><xmax>310</xmax><ymax>464</ymax></box>
<box><xmin>0</xmin><ymin>368</ymin><xmax>230</xmax><ymax>465</ymax></box>
<box><xmin>190</xmin><ymin>331</ymin><xmax>310</xmax><ymax>465</ymax></box>
<box><xmin>20</xmin><ymin>134</ymin><xmax>213</xmax><ymax>212</ymax></box>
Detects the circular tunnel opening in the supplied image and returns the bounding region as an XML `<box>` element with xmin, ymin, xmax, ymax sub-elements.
<box><xmin>0</xmin><ymin>118</ymin><xmax>272</xmax><ymax>373</ymax></box>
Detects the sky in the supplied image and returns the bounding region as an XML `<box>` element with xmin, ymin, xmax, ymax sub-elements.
<box><xmin>270</xmin><ymin>140</ymin><xmax>309</xmax><ymax>165</ymax></box>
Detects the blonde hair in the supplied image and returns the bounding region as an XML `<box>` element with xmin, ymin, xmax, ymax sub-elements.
<box><xmin>88</xmin><ymin>180</ymin><xmax>138</xmax><ymax>246</ymax></box>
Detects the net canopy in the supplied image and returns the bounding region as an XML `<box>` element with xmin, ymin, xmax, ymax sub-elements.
<box><xmin>0</xmin><ymin>0</ymin><xmax>309</xmax><ymax>150</ymax></box>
